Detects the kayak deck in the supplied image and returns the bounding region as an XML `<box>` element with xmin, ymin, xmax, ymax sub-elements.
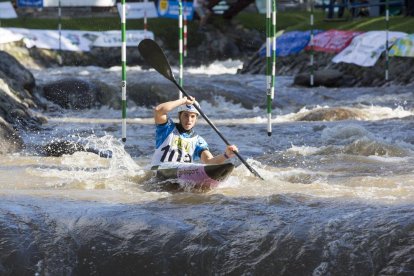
<box><xmin>151</xmin><ymin>162</ymin><xmax>234</xmax><ymax>191</ymax></box>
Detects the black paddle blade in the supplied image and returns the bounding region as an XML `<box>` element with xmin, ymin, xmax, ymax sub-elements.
<box><xmin>138</xmin><ymin>39</ymin><xmax>175</xmax><ymax>81</ymax></box>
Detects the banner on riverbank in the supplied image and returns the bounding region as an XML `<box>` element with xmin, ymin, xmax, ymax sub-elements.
<box><xmin>1</xmin><ymin>28</ymin><xmax>154</xmax><ymax>50</ymax></box>
<box><xmin>92</xmin><ymin>30</ymin><xmax>154</xmax><ymax>47</ymax></box>
<box><xmin>116</xmin><ymin>2</ymin><xmax>158</xmax><ymax>19</ymax></box>
<box><xmin>6</xmin><ymin>28</ymin><xmax>96</xmax><ymax>51</ymax></box>
<box><xmin>259</xmin><ymin>30</ymin><xmax>323</xmax><ymax>57</ymax></box>
<box><xmin>305</xmin><ymin>30</ymin><xmax>363</xmax><ymax>53</ymax></box>
<box><xmin>43</xmin><ymin>0</ymin><xmax>116</xmax><ymax>7</ymax></box>
<box><xmin>157</xmin><ymin>0</ymin><xmax>194</xmax><ymax>20</ymax></box>
<box><xmin>332</xmin><ymin>31</ymin><xmax>407</xmax><ymax>67</ymax></box>
<box><xmin>0</xmin><ymin>2</ymin><xmax>17</xmax><ymax>18</ymax></box>
<box><xmin>389</xmin><ymin>34</ymin><xmax>414</xmax><ymax>57</ymax></box>
<box><xmin>17</xmin><ymin>0</ymin><xmax>43</xmax><ymax>8</ymax></box>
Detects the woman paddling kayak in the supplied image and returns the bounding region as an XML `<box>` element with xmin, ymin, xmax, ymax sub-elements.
<box><xmin>151</xmin><ymin>96</ymin><xmax>238</xmax><ymax>168</ymax></box>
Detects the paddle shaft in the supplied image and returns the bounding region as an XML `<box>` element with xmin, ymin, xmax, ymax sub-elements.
<box><xmin>170</xmin><ymin>79</ymin><xmax>265</xmax><ymax>180</ymax></box>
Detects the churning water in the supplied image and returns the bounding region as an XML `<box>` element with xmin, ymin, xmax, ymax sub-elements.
<box><xmin>1</xmin><ymin>61</ymin><xmax>414</xmax><ymax>275</ymax></box>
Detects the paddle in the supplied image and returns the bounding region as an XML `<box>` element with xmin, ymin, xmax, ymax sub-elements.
<box><xmin>138</xmin><ymin>38</ymin><xmax>265</xmax><ymax>180</ymax></box>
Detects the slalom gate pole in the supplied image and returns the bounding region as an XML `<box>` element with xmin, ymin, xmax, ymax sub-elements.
<box><xmin>268</xmin><ymin>0</ymin><xmax>276</xmax><ymax>137</ymax></box>
<box><xmin>385</xmin><ymin>0</ymin><xmax>389</xmax><ymax>81</ymax></box>
<box><xmin>266</xmin><ymin>0</ymin><xmax>271</xmax><ymax>136</ymax></box>
<box><xmin>265</xmin><ymin>0</ymin><xmax>276</xmax><ymax>137</ymax></box>
<box><xmin>184</xmin><ymin>1</ymin><xmax>188</xmax><ymax>57</ymax></box>
<box><xmin>178</xmin><ymin>0</ymin><xmax>184</xmax><ymax>98</ymax></box>
<box><xmin>144</xmin><ymin>0</ymin><xmax>148</xmax><ymax>38</ymax></box>
<box><xmin>121</xmin><ymin>0</ymin><xmax>127</xmax><ymax>142</ymax></box>
<box><xmin>58</xmin><ymin>0</ymin><xmax>62</xmax><ymax>65</ymax></box>
<box><xmin>310</xmin><ymin>0</ymin><xmax>314</xmax><ymax>86</ymax></box>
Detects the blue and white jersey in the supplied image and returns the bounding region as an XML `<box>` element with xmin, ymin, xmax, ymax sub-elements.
<box><xmin>151</xmin><ymin>117</ymin><xmax>209</xmax><ymax>167</ymax></box>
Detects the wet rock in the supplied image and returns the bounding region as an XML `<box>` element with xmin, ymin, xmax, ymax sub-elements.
<box><xmin>89</xmin><ymin>80</ymin><xmax>121</xmax><ymax>109</ymax></box>
<box><xmin>0</xmin><ymin>117</ymin><xmax>24</xmax><ymax>154</ymax></box>
<box><xmin>126</xmin><ymin>72</ymin><xmax>270</xmax><ymax>109</ymax></box>
<box><xmin>0</xmin><ymin>41</ymin><xmax>41</xmax><ymax>69</ymax></box>
<box><xmin>0</xmin><ymin>50</ymin><xmax>36</xmax><ymax>93</ymax></box>
<box><xmin>42</xmin><ymin>140</ymin><xmax>85</xmax><ymax>157</ymax></box>
<box><xmin>293</xmin><ymin>69</ymin><xmax>353</xmax><ymax>87</ymax></box>
<box><xmin>195</xmin><ymin>27</ymin><xmax>241</xmax><ymax>61</ymax></box>
<box><xmin>240</xmin><ymin>52</ymin><xmax>315</xmax><ymax>76</ymax></box>
<box><xmin>297</xmin><ymin>107</ymin><xmax>363</xmax><ymax>121</ymax></box>
<box><xmin>241</xmin><ymin>50</ymin><xmax>414</xmax><ymax>87</ymax></box>
<box><xmin>0</xmin><ymin>70</ymin><xmax>43</xmax><ymax>131</ymax></box>
<box><xmin>343</xmin><ymin>139</ymin><xmax>408</xmax><ymax>157</ymax></box>
<box><xmin>41</xmin><ymin>140</ymin><xmax>112</xmax><ymax>158</ymax></box>
<box><xmin>43</xmin><ymin>78</ymin><xmax>101</xmax><ymax>109</ymax></box>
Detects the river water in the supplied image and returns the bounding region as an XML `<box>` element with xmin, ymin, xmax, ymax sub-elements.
<box><xmin>1</xmin><ymin>61</ymin><xmax>414</xmax><ymax>275</ymax></box>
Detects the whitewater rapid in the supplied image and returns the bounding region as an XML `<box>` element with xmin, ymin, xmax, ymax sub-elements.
<box><xmin>0</xmin><ymin>61</ymin><xmax>413</xmax><ymax>275</ymax></box>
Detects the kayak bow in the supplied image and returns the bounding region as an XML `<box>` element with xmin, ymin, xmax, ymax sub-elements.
<box><xmin>152</xmin><ymin>162</ymin><xmax>234</xmax><ymax>190</ymax></box>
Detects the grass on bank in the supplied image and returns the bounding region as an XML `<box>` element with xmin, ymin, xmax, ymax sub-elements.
<box><xmin>3</xmin><ymin>9</ymin><xmax>414</xmax><ymax>32</ymax></box>
<box><xmin>233</xmin><ymin>10</ymin><xmax>414</xmax><ymax>33</ymax></box>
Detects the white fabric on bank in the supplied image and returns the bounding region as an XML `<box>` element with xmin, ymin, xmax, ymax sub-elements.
<box><xmin>1</xmin><ymin>28</ymin><xmax>154</xmax><ymax>51</ymax></box>
<box><xmin>92</xmin><ymin>30</ymin><xmax>154</xmax><ymax>47</ymax></box>
<box><xmin>5</xmin><ymin>28</ymin><xmax>97</xmax><ymax>51</ymax></box>
<box><xmin>332</xmin><ymin>31</ymin><xmax>407</xmax><ymax>67</ymax></box>
<box><xmin>0</xmin><ymin>28</ymin><xmax>23</xmax><ymax>44</ymax></box>
<box><xmin>0</xmin><ymin>2</ymin><xmax>17</xmax><ymax>19</ymax></box>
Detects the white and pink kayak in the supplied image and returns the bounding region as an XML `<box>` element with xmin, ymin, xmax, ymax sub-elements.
<box><xmin>152</xmin><ymin>162</ymin><xmax>234</xmax><ymax>190</ymax></box>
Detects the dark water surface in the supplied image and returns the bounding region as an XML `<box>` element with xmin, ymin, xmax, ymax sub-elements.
<box><xmin>2</xmin><ymin>194</ymin><xmax>414</xmax><ymax>275</ymax></box>
<box><xmin>1</xmin><ymin>64</ymin><xmax>414</xmax><ymax>275</ymax></box>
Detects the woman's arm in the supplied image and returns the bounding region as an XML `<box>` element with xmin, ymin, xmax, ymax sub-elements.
<box><xmin>154</xmin><ymin>96</ymin><xmax>195</xmax><ymax>124</ymax></box>
<box><xmin>201</xmin><ymin>145</ymin><xmax>238</xmax><ymax>164</ymax></box>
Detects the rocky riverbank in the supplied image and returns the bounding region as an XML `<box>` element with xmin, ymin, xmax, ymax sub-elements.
<box><xmin>0</xmin><ymin>22</ymin><xmax>262</xmax><ymax>69</ymax></box>
<box><xmin>240</xmin><ymin>51</ymin><xmax>414</xmax><ymax>87</ymax></box>
<box><xmin>0</xmin><ymin>51</ymin><xmax>45</xmax><ymax>154</ymax></box>
<box><xmin>2</xmin><ymin>25</ymin><xmax>413</xmax><ymax>88</ymax></box>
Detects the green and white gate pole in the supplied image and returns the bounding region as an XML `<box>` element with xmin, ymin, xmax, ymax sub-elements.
<box><xmin>121</xmin><ymin>0</ymin><xmax>127</xmax><ymax>142</ymax></box>
<box><xmin>178</xmin><ymin>0</ymin><xmax>184</xmax><ymax>98</ymax></box>
<box><xmin>144</xmin><ymin>0</ymin><xmax>148</xmax><ymax>38</ymax></box>
<box><xmin>310</xmin><ymin>0</ymin><xmax>314</xmax><ymax>86</ymax></box>
<box><xmin>184</xmin><ymin>1</ymin><xmax>188</xmax><ymax>57</ymax></box>
<box><xmin>58</xmin><ymin>0</ymin><xmax>62</xmax><ymax>65</ymax></box>
<box><xmin>385</xmin><ymin>0</ymin><xmax>389</xmax><ymax>81</ymax></box>
<box><xmin>266</xmin><ymin>0</ymin><xmax>276</xmax><ymax>136</ymax></box>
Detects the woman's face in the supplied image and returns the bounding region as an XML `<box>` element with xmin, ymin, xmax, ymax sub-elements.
<box><xmin>179</xmin><ymin>111</ymin><xmax>198</xmax><ymax>130</ymax></box>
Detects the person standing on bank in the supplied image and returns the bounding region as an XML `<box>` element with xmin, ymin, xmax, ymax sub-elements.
<box><xmin>151</xmin><ymin>96</ymin><xmax>238</xmax><ymax>168</ymax></box>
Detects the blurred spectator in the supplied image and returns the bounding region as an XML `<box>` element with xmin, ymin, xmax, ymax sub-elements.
<box><xmin>193</xmin><ymin>0</ymin><xmax>211</xmax><ymax>28</ymax></box>
<box><xmin>327</xmin><ymin>0</ymin><xmax>345</xmax><ymax>18</ymax></box>
<box><xmin>406</xmin><ymin>0</ymin><xmax>414</xmax><ymax>16</ymax></box>
<box><xmin>349</xmin><ymin>0</ymin><xmax>369</xmax><ymax>17</ymax></box>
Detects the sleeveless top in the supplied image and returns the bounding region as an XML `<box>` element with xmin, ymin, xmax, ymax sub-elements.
<box><xmin>151</xmin><ymin>117</ymin><xmax>209</xmax><ymax>167</ymax></box>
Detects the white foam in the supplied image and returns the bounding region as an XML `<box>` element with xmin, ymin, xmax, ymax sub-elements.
<box><xmin>287</xmin><ymin>145</ymin><xmax>320</xmax><ymax>156</ymax></box>
<box><xmin>358</xmin><ymin>105</ymin><xmax>414</xmax><ymax>120</ymax></box>
<box><xmin>185</xmin><ymin>59</ymin><xmax>243</xmax><ymax>75</ymax></box>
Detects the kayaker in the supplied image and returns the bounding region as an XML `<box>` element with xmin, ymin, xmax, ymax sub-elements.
<box><xmin>151</xmin><ymin>96</ymin><xmax>238</xmax><ymax>167</ymax></box>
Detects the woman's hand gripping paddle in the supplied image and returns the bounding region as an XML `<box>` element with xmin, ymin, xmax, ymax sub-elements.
<box><xmin>138</xmin><ymin>39</ymin><xmax>265</xmax><ymax>181</ymax></box>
